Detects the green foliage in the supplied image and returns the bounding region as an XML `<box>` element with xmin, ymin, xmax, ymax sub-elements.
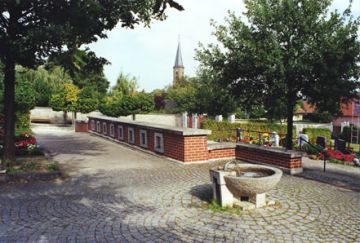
<box><xmin>6</xmin><ymin>167</ymin><xmax>24</xmax><ymax>175</ymax></box>
<box><xmin>167</xmin><ymin>81</ymin><xmax>198</xmax><ymax>113</ymax></box>
<box><xmin>14</xmin><ymin>81</ymin><xmax>36</xmax><ymax>112</ymax></box>
<box><xmin>47</xmin><ymin>48</ymin><xmax>109</xmax><ymax>96</ymax></box>
<box><xmin>76</xmin><ymin>86</ymin><xmax>100</xmax><ymax>113</ymax></box>
<box><xmin>111</xmin><ymin>73</ymin><xmax>138</xmax><ymax>98</ymax></box>
<box><xmin>15</xmin><ymin>111</ymin><xmax>30</xmax><ymax>129</ymax></box>
<box><xmin>303</xmin><ymin>128</ymin><xmax>332</xmax><ymax>144</ymax></box>
<box><xmin>203</xmin><ymin>120</ymin><xmax>293</xmax><ymax>141</ymax></box>
<box><xmin>99</xmin><ymin>92</ymin><xmax>154</xmax><ymax>117</ymax></box>
<box><xmin>0</xmin><ymin>0</ymin><xmax>183</xmax><ymax>160</ymax></box>
<box><xmin>302</xmin><ymin>144</ymin><xmax>323</xmax><ymax>155</ymax></box>
<box><xmin>49</xmin><ymin>83</ymin><xmax>80</xmax><ymax>112</ymax></box>
<box><xmin>196</xmin><ymin>0</ymin><xmax>360</xmax><ymax>149</ymax></box>
<box><xmin>121</xmin><ymin>92</ymin><xmax>154</xmax><ymax>116</ymax></box>
<box><xmin>48</xmin><ymin>163</ymin><xmax>60</xmax><ymax>172</ymax></box>
<box><xmin>304</xmin><ymin>111</ymin><xmax>333</xmax><ymax>123</ymax></box>
<box><xmin>166</xmin><ymin>76</ymin><xmax>238</xmax><ymax>116</ymax></box>
<box><xmin>209</xmin><ymin>199</ymin><xmax>242</xmax><ymax>215</ymax></box>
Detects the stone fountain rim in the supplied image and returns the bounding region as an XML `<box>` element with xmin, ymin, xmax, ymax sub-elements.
<box><xmin>222</xmin><ymin>163</ymin><xmax>283</xmax><ymax>180</ymax></box>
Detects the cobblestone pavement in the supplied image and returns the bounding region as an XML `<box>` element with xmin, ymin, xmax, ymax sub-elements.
<box><xmin>0</xmin><ymin>125</ymin><xmax>359</xmax><ymax>242</ymax></box>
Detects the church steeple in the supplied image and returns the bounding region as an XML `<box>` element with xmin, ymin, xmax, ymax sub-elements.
<box><xmin>173</xmin><ymin>40</ymin><xmax>184</xmax><ymax>85</ymax></box>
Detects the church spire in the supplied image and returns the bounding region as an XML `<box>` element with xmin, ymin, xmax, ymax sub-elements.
<box><xmin>173</xmin><ymin>39</ymin><xmax>184</xmax><ymax>86</ymax></box>
<box><xmin>174</xmin><ymin>41</ymin><xmax>184</xmax><ymax>68</ymax></box>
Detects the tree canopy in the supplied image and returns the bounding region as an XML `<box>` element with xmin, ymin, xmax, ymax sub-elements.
<box><xmin>0</xmin><ymin>0</ymin><xmax>183</xmax><ymax>161</ymax></box>
<box><xmin>196</xmin><ymin>0</ymin><xmax>360</xmax><ymax>149</ymax></box>
<box><xmin>99</xmin><ymin>73</ymin><xmax>153</xmax><ymax>119</ymax></box>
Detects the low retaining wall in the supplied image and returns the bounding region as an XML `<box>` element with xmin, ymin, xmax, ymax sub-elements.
<box><xmin>87</xmin><ymin>116</ymin><xmax>303</xmax><ymax>173</ymax></box>
<box><xmin>235</xmin><ymin>143</ymin><xmax>303</xmax><ymax>174</ymax></box>
<box><xmin>75</xmin><ymin>120</ymin><xmax>89</xmax><ymax>132</ymax></box>
<box><xmin>88</xmin><ymin>116</ymin><xmax>211</xmax><ymax>162</ymax></box>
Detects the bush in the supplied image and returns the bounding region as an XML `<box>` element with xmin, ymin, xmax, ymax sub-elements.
<box><xmin>203</xmin><ymin>120</ymin><xmax>295</xmax><ymax>141</ymax></box>
<box><xmin>15</xmin><ymin>111</ymin><xmax>30</xmax><ymax>129</ymax></box>
<box><xmin>303</xmin><ymin>128</ymin><xmax>331</xmax><ymax>145</ymax></box>
<box><xmin>302</xmin><ymin>143</ymin><xmax>323</xmax><ymax>155</ymax></box>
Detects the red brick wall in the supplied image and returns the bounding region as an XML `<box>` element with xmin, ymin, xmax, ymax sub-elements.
<box><xmin>183</xmin><ymin>136</ymin><xmax>208</xmax><ymax>162</ymax></box>
<box><xmin>75</xmin><ymin>121</ymin><xmax>89</xmax><ymax>132</ymax></box>
<box><xmin>208</xmin><ymin>148</ymin><xmax>236</xmax><ymax>160</ymax></box>
<box><xmin>89</xmin><ymin>118</ymin><xmax>211</xmax><ymax>162</ymax></box>
<box><xmin>235</xmin><ymin>145</ymin><xmax>302</xmax><ymax>169</ymax></box>
<box><xmin>163</xmin><ymin>133</ymin><xmax>185</xmax><ymax>161</ymax></box>
<box><xmin>88</xmin><ymin>118</ymin><xmax>302</xmax><ymax>169</ymax></box>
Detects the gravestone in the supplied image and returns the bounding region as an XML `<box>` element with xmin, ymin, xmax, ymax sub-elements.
<box><xmin>181</xmin><ymin>112</ymin><xmax>188</xmax><ymax>128</ymax></box>
<box><xmin>215</xmin><ymin>115</ymin><xmax>223</xmax><ymax>122</ymax></box>
<box><xmin>270</xmin><ymin>131</ymin><xmax>280</xmax><ymax>147</ymax></box>
<box><xmin>316</xmin><ymin>136</ymin><xmax>326</xmax><ymax>149</ymax></box>
<box><xmin>228</xmin><ymin>114</ymin><xmax>235</xmax><ymax>123</ymax></box>
<box><xmin>335</xmin><ymin>139</ymin><xmax>346</xmax><ymax>153</ymax></box>
<box><xmin>192</xmin><ymin>114</ymin><xmax>198</xmax><ymax>129</ymax></box>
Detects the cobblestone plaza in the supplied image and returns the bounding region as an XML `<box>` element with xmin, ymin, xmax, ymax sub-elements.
<box><xmin>0</xmin><ymin>125</ymin><xmax>359</xmax><ymax>242</ymax></box>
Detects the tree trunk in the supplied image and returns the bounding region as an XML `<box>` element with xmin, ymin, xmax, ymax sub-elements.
<box><xmin>63</xmin><ymin>111</ymin><xmax>68</xmax><ymax>125</ymax></box>
<box><xmin>285</xmin><ymin>96</ymin><xmax>295</xmax><ymax>150</ymax></box>
<box><xmin>132</xmin><ymin>114</ymin><xmax>136</xmax><ymax>120</ymax></box>
<box><xmin>3</xmin><ymin>57</ymin><xmax>16</xmax><ymax>164</ymax></box>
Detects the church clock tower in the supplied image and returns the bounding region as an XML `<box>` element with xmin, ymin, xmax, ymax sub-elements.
<box><xmin>173</xmin><ymin>41</ymin><xmax>184</xmax><ymax>86</ymax></box>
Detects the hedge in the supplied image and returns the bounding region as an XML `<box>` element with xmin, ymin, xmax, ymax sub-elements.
<box><xmin>303</xmin><ymin>127</ymin><xmax>331</xmax><ymax>144</ymax></box>
<box><xmin>203</xmin><ymin>120</ymin><xmax>295</xmax><ymax>142</ymax></box>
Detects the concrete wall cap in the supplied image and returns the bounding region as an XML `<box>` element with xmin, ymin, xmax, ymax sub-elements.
<box><xmin>208</xmin><ymin>142</ymin><xmax>237</xmax><ymax>150</ymax></box>
<box><xmin>236</xmin><ymin>142</ymin><xmax>302</xmax><ymax>158</ymax></box>
<box><xmin>88</xmin><ymin>115</ymin><xmax>211</xmax><ymax>136</ymax></box>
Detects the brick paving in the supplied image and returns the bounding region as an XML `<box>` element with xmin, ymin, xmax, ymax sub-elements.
<box><xmin>0</xmin><ymin>125</ymin><xmax>359</xmax><ymax>242</ymax></box>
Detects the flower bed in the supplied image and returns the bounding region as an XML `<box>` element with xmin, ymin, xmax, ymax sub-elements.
<box><xmin>316</xmin><ymin>148</ymin><xmax>359</xmax><ymax>166</ymax></box>
<box><xmin>0</xmin><ymin>132</ymin><xmax>42</xmax><ymax>156</ymax></box>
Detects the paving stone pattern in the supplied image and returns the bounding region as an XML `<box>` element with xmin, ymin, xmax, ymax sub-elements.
<box><xmin>0</xmin><ymin>125</ymin><xmax>359</xmax><ymax>242</ymax></box>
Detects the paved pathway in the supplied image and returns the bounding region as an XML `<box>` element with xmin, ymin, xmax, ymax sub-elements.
<box><xmin>0</xmin><ymin>125</ymin><xmax>359</xmax><ymax>242</ymax></box>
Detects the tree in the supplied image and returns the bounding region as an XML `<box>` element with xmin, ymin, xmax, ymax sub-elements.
<box><xmin>49</xmin><ymin>83</ymin><xmax>80</xmax><ymax>124</ymax></box>
<box><xmin>47</xmin><ymin>48</ymin><xmax>110</xmax><ymax>96</ymax></box>
<box><xmin>167</xmin><ymin>81</ymin><xmax>198</xmax><ymax>113</ymax></box>
<box><xmin>111</xmin><ymin>72</ymin><xmax>138</xmax><ymax>98</ymax></box>
<box><xmin>99</xmin><ymin>92</ymin><xmax>154</xmax><ymax>119</ymax></box>
<box><xmin>121</xmin><ymin>92</ymin><xmax>154</xmax><ymax>119</ymax></box>
<box><xmin>196</xmin><ymin>0</ymin><xmax>360</xmax><ymax>149</ymax></box>
<box><xmin>0</xmin><ymin>0</ymin><xmax>183</xmax><ymax>162</ymax></box>
<box><xmin>76</xmin><ymin>86</ymin><xmax>100</xmax><ymax>114</ymax></box>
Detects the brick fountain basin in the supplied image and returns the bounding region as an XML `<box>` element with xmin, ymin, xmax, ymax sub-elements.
<box><xmin>210</xmin><ymin>163</ymin><xmax>283</xmax><ymax>208</ymax></box>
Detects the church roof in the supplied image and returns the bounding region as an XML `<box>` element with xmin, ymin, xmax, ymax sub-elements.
<box><xmin>174</xmin><ymin>42</ymin><xmax>184</xmax><ymax>68</ymax></box>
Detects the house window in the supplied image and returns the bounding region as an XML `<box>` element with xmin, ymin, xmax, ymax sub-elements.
<box><xmin>109</xmin><ymin>124</ymin><xmax>115</xmax><ymax>137</ymax></box>
<box><xmin>128</xmin><ymin>127</ymin><xmax>135</xmax><ymax>144</ymax></box>
<box><xmin>102</xmin><ymin>122</ymin><xmax>107</xmax><ymax>135</ymax></box>
<box><xmin>154</xmin><ymin>132</ymin><xmax>164</xmax><ymax>153</ymax></box>
<box><xmin>118</xmin><ymin>125</ymin><xmax>124</xmax><ymax>140</ymax></box>
<box><xmin>140</xmin><ymin>130</ymin><xmax>147</xmax><ymax>148</ymax></box>
<box><xmin>91</xmin><ymin>120</ymin><xmax>95</xmax><ymax>131</ymax></box>
<box><xmin>96</xmin><ymin>121</ymin><xmax>101</xmax><ymax>133</ymax></box>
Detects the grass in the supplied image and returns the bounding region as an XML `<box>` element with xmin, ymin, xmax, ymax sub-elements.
<box><xmin>48</xmin><ymin>163</ymin><xmax>60</xmax><ymax>172</ymax></box>
<box><xmin>15</xmin><ymin>127</ymin><xmax>32</xmax><ymax>136</ymax></box>
<box><xmin>208</xmin><ymin>199</ymin><xmax>242</xmax><ymax>215</ymax></box>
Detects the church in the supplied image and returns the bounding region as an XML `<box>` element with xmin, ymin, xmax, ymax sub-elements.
<box><xmin>173</xmin><ymin>41</ymin><xmax>184</xmax><ymax>86</ymax></box>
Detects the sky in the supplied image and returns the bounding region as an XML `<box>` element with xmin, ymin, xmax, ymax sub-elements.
<box><xmin>87</xmin><ymin>0</ymin><xmax>360</xmax><ymax>92</ymax></box>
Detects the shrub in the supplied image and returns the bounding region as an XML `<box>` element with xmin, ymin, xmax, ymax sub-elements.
<box><xmin>203</xmin><ymin>119</ymin><xmax>295</xmax><ymax>142</ymax></box>
<box><xmin>15</xmin><ymin>110</ymin><xmax>30</xmax><ymax>129</ymax></box>
<box><xmin>303</xmin><ymin>128</ymin><xmax>331</xmax><ymax>145</ymax></box>
<box><xmin>302</xmin><ymin>143</ymin><xmax>323</xmax><ymax>155</ymax></box>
